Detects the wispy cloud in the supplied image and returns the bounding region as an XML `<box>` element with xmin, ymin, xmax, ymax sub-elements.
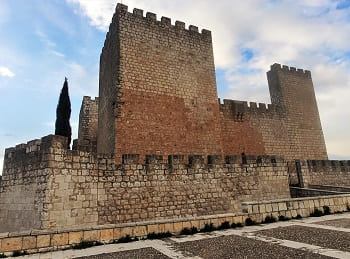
<box><xmin>50</xmin><ymin>50</ymin><xmax>65</xmax><ymax>58</ymax></box>
<box><xmin>35</xmin><ymin>29</ymin><xmax>56</xmax><ymax>47</ymax></box>
<box><xmin>0</xmin><ymin>66</ymin><xmax>15</xmax><ymax>77</ymax></box>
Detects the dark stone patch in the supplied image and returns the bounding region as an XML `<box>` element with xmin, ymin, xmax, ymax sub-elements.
<box><xmin>257</xmin><ymin>225</ymin><xmax>350</xmax><ymax>252</ymax></box>
<box><xmin>174</xmin><ymin>234</ymin><xmax>331</xmax><ymax>259</ymax></box>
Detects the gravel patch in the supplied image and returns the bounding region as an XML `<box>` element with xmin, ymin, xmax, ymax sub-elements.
<box><xmin>314</xmin><ymin>218</ymin><xmax>350</xmax><ymax>229</ymax></box>
<box><xmin>173</xmin><ymin>234</ymin><xmax>330</xmax><ymax>259</ymax></box>
<box><xmin>257</xmin><ymin>225</ymin><xmax>350</xmax><ymax>252</ymax></box>
<box><xmin>74</xmin><ymin>247</ymin><xmax>171</xmax><ymax>259</ymax></box>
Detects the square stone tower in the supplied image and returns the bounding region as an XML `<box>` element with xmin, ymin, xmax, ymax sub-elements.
<box><xmin>97</xmin><ymin>4</ymin><xmax>223</xmax><ymax>161</ymax></box>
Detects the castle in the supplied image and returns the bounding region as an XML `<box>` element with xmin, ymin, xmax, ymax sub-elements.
<box><xmin>0</xmin><ymin>4</ymin><xmax>349</xmax><ymax>254</ymax></box>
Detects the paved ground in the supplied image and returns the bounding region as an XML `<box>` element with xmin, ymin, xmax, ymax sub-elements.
<box><xmin>18</xmin><ymin>212</ymin><xmax>350</xmax><ymax>259</ymax></box>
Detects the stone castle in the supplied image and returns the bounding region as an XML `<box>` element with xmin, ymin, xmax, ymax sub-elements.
<box><xmin>0</xmin><ymin>4</ymin><xmax>349</xmax><ymax>254</ymax></box>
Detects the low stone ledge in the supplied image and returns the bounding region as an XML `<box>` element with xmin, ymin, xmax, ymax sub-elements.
<box><xmin>0</xmin><ymin>197</ymin><xmax>349</xmax><ymax>255</ymax></box>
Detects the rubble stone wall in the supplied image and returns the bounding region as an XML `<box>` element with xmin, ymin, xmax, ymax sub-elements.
<box><xmin>1</xmin><ymin>135</ymin><xmax>291</xmax><ymax>232</ymax></box>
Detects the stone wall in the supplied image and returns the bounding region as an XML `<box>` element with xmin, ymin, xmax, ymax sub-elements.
<box><xmin>300</xmin><ymin>160</ymin><xmax>350</xmax><ymax>187</ymax></box>
<box><xmin>0</xmin><ymin>138</ymin><xmax>51</xmax><ymax>232</ymax></box>
<box><xmin>0</xmin><ymin>135</ymin><xmax>291</xmax><ymax>232</ymax></box>
<box><xmin>267</xmin><ymin>64</ymin><xmax>328</xmax><ymax>160</ymax></box>
<box><xmin>1</xmin><ymin>193</ymin><xmax>349</xmax><ymax>255</ymax></box>
<box><xmin>76</xmin><ymin>96</ymin><xmax>99</xmax><ymax>152</ymax></box>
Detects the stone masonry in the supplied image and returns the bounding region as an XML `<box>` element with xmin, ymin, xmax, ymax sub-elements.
<box><xmin>0</xmin><ymin>135</ymin><xmax>290</xmax><ymax>232</ymax></box>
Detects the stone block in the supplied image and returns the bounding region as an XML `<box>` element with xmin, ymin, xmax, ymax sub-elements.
<box><xmin>182</xmin><ymin>221</ymin><xmax>191</xmax><ymax>229</ymax></box>
<box><xmin>278</xmin><ymin>202</ymin><xmax>287</xmax><ymax>211</ymax></box>
<box><xmin>69</xmin><ymin>231</ymin><xmax>83</xmax><ymax>245</ymax></box>
<box><xmin>265</xmin><ymin>204</ymin><xmax>272</xmax><ymax>212</ymax></box>
<box><xmin>163</xmin><ymin>223</ymin><xmax>174</xmax><ymax>233</ymax></box>
<box><xmin>100</xmin><ymin>229</ymin><xmax>113</xmax><ymax>242</ymax></box>
<box><xmin>191</xmin><ymin>220</ymin><xmax>200</xmax><ymax>229</ymax></box>
<box><xmin>51</xmin><ymin>233</ymin><xmax>69</xmax><ymax>247</ymax></box>
<box><xmin>119</xmin><ymin>227</ymin><xmax>133</xmax><ymax>238</ymax></box>
<box><xmin>272</xmin><ymin>203</ymin><xmax>279</xmax><ymax>212</ymax></box>
<box><xmin>174</xmin><ymin>222</ymin><xmax>183</xmax><ymax>233</ymax></box>
<box><xmin>147</xmin><ymin>224</ymin><xmax>159</xmax><ymax>234</ymax></box>
<box><xmin>22</xmin><ymin>236</ymin><xmax>36</xmax><ymax>250</ymax></box>
<box><xmin>37</xmin><ymin>235</ymin><xmax>50</xmax><ymax>248</ymax></box>
<box><xmin>1</xmin><ymin>237</ymin><xmax>22</xmax><ymax>252</ymax></box>
<box><xmin>83</xmin><ymin>230</ymin><xmax>100</xmax><ymax>242</ymax></box>
<box><xmin>134</xmin><ymin>226</ymin><xmax>147</xmax><ymax>237</ymax></box>
<box><xmin>113</xmin><ymin>228</ymin><xmax>121</xmax><ymax>240</ymax></box>
<box><xmin>259</xmin><ymin>204</ymin><xmax>266</xmax><ymax>213</ymax></box>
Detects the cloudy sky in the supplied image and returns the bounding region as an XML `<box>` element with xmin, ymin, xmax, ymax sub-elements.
<box><xmin>1</xmin><ymin>0</ymin><xmax>350</xmax><ymax>173</ymax></box>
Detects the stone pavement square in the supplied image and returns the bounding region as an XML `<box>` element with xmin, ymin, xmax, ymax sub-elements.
<box><xmin>256</xmin><ymin>225</ymin><xmax>350</xmax><ymax>252</ymax></box>
<box><xmin>314</xmin><ymin>218</ymin><xmax>350</xmax><ymax>229</ymax></box>
<box><xmin>74</xmin><ymin>247</ymin><xmax>170</xmax><ymax>259</ymax></box>
<box><xmin>173</xmin><ymin>234</ymin><xmax>331</xmax><ymax>259</ymax></box>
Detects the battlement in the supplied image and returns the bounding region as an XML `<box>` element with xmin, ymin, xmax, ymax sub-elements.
<box><xmin>114</xmin><ymin>3</ymin><xmax>212</xmax><ymax>38</ymax></box>
<box><xmin>3</xmin><ymin>135</ymin><xmax>285</xmax><ymax>176</ymax></box>
<box><xmin>307</xmin><ymin>160</ymin><xmax>350</xmax><ymax>172</ymax></box>
<box><xmin>219</xmin><ymin>98</ymin><xmax>278</xmax><ymax>120</ymax></box>
<box><xmin>269</xmin><ymin>63</ymin><xmax>311</xmax><ymax>77</ymax></box>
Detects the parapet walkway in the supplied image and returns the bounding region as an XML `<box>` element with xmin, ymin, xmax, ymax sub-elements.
<box><xmin>19</xmin><ymin>212</ymin><xmax>350</xmax><ymax>259</ymax></box>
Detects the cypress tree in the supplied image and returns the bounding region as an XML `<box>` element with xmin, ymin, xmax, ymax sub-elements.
<box><xmin>55</xmin><ymin>77</ymin><xmax>72</xmax><ymax>149</ymax></box>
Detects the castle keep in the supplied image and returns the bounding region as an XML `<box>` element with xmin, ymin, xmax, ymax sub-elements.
<box><xmin>0</xmin><ymin>4</ymin><xmax>349</xmax><ymax>252</ymax></box>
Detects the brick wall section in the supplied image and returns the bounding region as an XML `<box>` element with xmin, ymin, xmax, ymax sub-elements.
<box><xmin>0</xmin><ymin>135</ymin><xmax>290</xmax><ymax>232</ymax></box>
<box><xmin>76</xmin><ymin>96</ymin><xmax>99</xmax><ymax>152</ymax></box>
<box><xmin>99</xmin><ymin>4</ymin><xmax>223</xmax><ymax>162</ymax></box>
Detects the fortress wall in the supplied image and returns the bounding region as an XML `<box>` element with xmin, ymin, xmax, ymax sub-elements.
<box><xmin>98</xmin><ymin>155</ymin><xmax>290</xmax><ymax>225</ymax></box>
<box><xmin>219</xmin><ymin>100</ymin><xmax>289</xmax><ymax>156</ymax></box>
<box><xmin>1</xmin><ymin>136</ymin><xmax>290</xmax><ymax>231</ymax></box>
<box><xmin>0</xmin><ymin>138</ymin><xmax>53</xmax><ymax>232</ymax></box>
<box><xmin>100</xmin><ymin>4</ymin><xmax>223</xmax><ymax>162</ymax></box>
<box><xmin>300</xmin><ymin>160</ymin><xmax>350</xmax><ymax>187</ymax></box>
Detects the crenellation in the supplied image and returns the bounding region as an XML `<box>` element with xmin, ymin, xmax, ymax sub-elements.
<box><xmin>146</xmin><ymin>12</ymin><xmax>157</xmax><ymax>21</ymax></box>
<box><xmin>116</xmin><ymin>3</ymin><xmax>128</xmax><ymax>13</ymax></box>
<box><xmin>161</xmin><ymin>16</ymin><xmax>171</xmax><ymax>26</ymax></box>
<box><xmin>132</xmin><ymin>8</ymin><xmax>143</xmax><ymax>17</ymax></box>
<box><xmin>175</xmin><ymin>20</ymin><xmax>186</xmax><ymax>29</ymax></box>
<box><xmin>122</xmin><ymin>154</ymin><xmax>140</xmax><ymax>165</ymax></box>
<box><xmin>189</xmin><ymin>25</ymin><xmax>199</xmax><ymax>32</ymax></box>
<box><xmin>207</xmin><ymin>155</ymin><xmax>222</xmax><ymax>165</ymax></box>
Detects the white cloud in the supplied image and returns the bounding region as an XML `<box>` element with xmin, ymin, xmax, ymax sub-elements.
<box><xmin>66</xmin><ymin>0</ymin><xmax>350</xmax><ymax>158</ymax></box>
<box><xmin>0</xmin><ymin>66</ymin><xmax>15</xmax><ymax>77</ymax></box>
<box><xmin>35</xmin><ymin>30</ymin><xmax>56</xmax><ymax>48</ymax></box>
<box><xmin>50</xmin><ymin>50</ymin><xmax>65</xmax><ymax>58</ymax></box>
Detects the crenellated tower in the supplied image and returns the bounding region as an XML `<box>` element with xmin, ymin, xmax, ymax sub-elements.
<box><xmin>267</xmin><ymin>64</ymin><xmax>328</xmax><ymax>160</ymax></box>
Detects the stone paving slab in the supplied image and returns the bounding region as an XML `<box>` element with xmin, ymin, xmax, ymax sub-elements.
<box><xmin>74</xmin><ymin>247</ymin><xmax>171</xmax><ymax>259</ymax></box>
<box><xmin>256</xmin><ymin>225</ymin><xmax>350</xmax><ymax>252</ymax></box>
<box><xmin>314</xmin><ymin>218</ymin><xmax>350</xmax><ymax>229</ymax></box>
<box><xmin>173</xmin><ymin>234</ymin><xmax>331</xmax><ymax>259</ymax></box>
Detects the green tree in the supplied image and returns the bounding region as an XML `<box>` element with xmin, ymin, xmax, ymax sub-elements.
<box><xmin>55</xmin><ymin>77</ymin><xmax>71</xmax><ymax>149</ymax></box>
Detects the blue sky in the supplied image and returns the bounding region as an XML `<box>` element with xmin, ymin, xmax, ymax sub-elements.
<box><xmin>1</xmin><ymin>0</ymin><xmax>350</xmax><ymax>173</ymax></box>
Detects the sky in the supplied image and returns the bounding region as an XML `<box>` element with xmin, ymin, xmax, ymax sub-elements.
<box><xmin>1</xmin><ymin>0</ymin><xmax>350</xmax><ymax>173</ymax></box>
